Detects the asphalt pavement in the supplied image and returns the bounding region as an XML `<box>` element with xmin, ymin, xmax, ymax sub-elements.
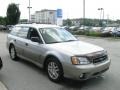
<box><xmin>0</xmin><ymin>32</ymin><xmax>120</xmax><ymax>90</ymax></box>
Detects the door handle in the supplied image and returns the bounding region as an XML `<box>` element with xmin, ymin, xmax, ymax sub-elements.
<box><xmin>14</xmin><ymin>39</ymin><xmax>16</xmax><ymax>42</ymax></box>
<box><xmin>25</xmin><ymin>43</ymin><xmax>28</xmax><ymax>46</ymax></box>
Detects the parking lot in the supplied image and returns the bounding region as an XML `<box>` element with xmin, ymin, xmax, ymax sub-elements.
<box><xmin>0</xmin><ymin>32</ymin><xmax>120</xmax><ymax>90</ymax></box>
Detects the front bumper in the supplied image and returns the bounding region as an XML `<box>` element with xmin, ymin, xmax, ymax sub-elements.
<box><xmin>63</xmin><ymin>59</ymin><xmax>110</xmax><ymax>80</ymax></box>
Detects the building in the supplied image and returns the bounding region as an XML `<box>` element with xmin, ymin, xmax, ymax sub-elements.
<box><xmin>31</xmin><ymin>9</ymin><xmax>57</xmax><ymax>24</ymax></box>
<box><xmin>30</xmin><ymin>14</ymin><xmax>35</xmax><ymax>23</ymax></box>
<box><xmin>31</xmin><ymin>9</ymin><xmax>63</xmax><ymax>26</ymax></box>
<box><xmin>19</xmin><ymin>19</ymin><xmax>29</xmax><ymax>24</ymax></box>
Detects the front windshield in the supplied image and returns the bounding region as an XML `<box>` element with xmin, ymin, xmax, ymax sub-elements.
<box><xmin>39</xmin><ymin>27</ymin><xmax>77</xmax><ymax>44</ymax></box>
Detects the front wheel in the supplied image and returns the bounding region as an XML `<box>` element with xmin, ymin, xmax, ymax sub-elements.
<box><xmin>9</xmin><ymin>45</ymin><xmax>18</xmax><ymax>61</ymax></box>
<box><xmin>46</xmin><ymin>57</ymin><xmax>63</xmax><ymax>82</ymax></box>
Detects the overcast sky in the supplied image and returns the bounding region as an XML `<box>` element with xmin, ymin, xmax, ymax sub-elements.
<box><xmin>0</xmin><ymin>0</ymin><xmax>120</xmax><ymax>20</ymax></box>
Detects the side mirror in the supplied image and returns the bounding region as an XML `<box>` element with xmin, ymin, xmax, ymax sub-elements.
<box><xmin>31</xmin><ymin>37</ymin><xmax>42</xmax><ymax>43</ymax></box>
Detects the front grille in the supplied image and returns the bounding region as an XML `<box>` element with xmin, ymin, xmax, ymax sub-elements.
<box><xmin>92</xmin><ymin>55</ymin><xmax>108</xmax><ymax>63</ymax></box>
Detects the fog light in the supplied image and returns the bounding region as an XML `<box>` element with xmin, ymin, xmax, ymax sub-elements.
<box><xmin>79</xmin><ymin>74</ymin><xmax>84</xmax><ymax>78</ymax></box>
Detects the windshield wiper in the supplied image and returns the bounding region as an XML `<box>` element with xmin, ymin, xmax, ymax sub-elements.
<box><xmin>47</xmin><ymin>40</ymin><xmax>78</xmax><ymax>44</ymax></box>
<box><xmin>47</xmin><ymin>41</ymin><xmax>62</xmax><ymax>44</ymax></box>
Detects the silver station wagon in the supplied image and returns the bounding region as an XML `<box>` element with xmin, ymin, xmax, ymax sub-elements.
<box><xmin>7</xmin><ymin>24</ymin><xmax>110</xmax><ymax>82</ymax></box>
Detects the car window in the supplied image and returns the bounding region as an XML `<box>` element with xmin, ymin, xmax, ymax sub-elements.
<box><xmin>27</xmin><ymin>28</ymin><xmax>43</xmax><ymax>43</ymax></box>
<box><xmin>17</xmin><ymin>27</ymin><xmax>29</xmax><ymax>38</ymax></box>
<box><xmin>39</xmin><ymin>28</ymin><xmax>77</xmax><ymax>44</ymax></box>
<box><xmin>27</xmin><ymin>28</ymin><xmax>39</xmax><ymax>39</ymax></box>
<box><xmin>10</xmin><ymin>26</ymin><xmax>21</xmax><ymax>36</ymax></box>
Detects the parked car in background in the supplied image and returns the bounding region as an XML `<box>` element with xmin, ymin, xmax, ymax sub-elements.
<box><xmin>91</xmin><ymin>27</ymin><xmax>102</xmax><ymax>32</ymax></box>
<box><xmin>7</xmin><ymin>24</ymin><xmax>110</xmax><ymax>82</ymax></box>
<box><xmin>111</xmin><ymin>27</ymin><xmax>120</xmax><ymax>37</ymax></box>
<box><xmin>101</xmin><ymin>27</ymin><xmax>116</xmax><ymax>37</ymax></box>
<box><xmin>78</xmin><ymin>26</ymin><xmax>84</xmax><ymax>30</ymax></box>
<box><xmin>61</xmin><ymin>26</ymin><xmax>70</xmax><ymax>31</ymax></box>
<box><xmin>79</xmin><ymin>26</ymin><xmax>90</xmax><ymax>31</ymax></box>
<box><xmin>69</xmin><ymin>26</ymin><xmax>79</xmax><ymax>31</ymax></box>
<box><xmin>0</xmin><ymin>57</ymin><xmax>3</xmax><ymax>69</ymax></box>
<box><xmin>0</xmin><ymin>25</ymin><xmax>7</xmax><ymax>31</ymax></box>
<box><xmin>6</xmin><ymin>25</ymin><xmax>14</xmax><ymax>31</ymax></box>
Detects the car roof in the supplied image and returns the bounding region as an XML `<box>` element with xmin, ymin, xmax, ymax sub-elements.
<box><xmin>15</xmin><ymin>24</ymin><xmax>60</xmax><ymax>29</ymax></box>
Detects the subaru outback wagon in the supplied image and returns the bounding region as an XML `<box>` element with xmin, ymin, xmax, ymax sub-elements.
<box><xmin>7</xmin><ymin>24</ymin><xmax>110</xmax><ymax>82</ymax></box>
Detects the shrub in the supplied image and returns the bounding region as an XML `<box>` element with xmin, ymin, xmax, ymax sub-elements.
<box><xmin>100</xmin><ymin>32</ymin><xmax>112</xmax><ymax>37</ymax></box>
<box><xmin>71</xmin><ymin>30</ymin><xmax>85</xmax><ymax>35</ymax></box>
<box><xmin>85</xmin><ymin>30</ymin><xmax>101</xmax><ymax>37</ymax></box>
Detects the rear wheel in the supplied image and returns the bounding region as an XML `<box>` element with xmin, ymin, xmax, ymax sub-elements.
<box><xmin>9</xmin><ymin>45</ymin><xmax>18</xmax><ymax>61</ymax></box>
<box><xmin>46</xmin><ymin>57</ymin><xmax>63</xmax><ymax>82</ymax></box>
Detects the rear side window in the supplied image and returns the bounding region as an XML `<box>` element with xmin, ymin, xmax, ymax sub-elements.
<box><xmin>17</xmin><ymin>27</ymin><xmax>29</xmax><ymax>38</ymax></box>
<box><xmin>10</xmin><ymin>27</ymin><xmax>21</xmax><ymax>36</ymax></box>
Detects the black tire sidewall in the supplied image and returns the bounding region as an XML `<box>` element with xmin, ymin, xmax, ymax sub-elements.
<box><xmin>0</xmin><ymin>57</ymin><xmax>3</xmax><ymax>69</ymax></box>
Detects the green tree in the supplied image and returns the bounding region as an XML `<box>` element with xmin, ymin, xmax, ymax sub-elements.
<box><xmin>63</xmin><ymin>19</ymin><xmax>72</xmax><ymax>26</ymax></box>
<box><xmin>0</xmin><ymin>16</ymin><xmax>6</xmax><ymax>25</ymax></box>
<box><xmin>116</xmin><ymin>20</ymin><xmax>120</xmax><ymax>24</ymax></box>
<box><xmin>6</xmin><ymin>3</ymin><xmax>20</xmax><ymax>25</ymax></box>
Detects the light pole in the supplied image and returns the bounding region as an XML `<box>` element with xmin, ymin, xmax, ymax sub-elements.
<box><xmin>98</xmin><ymin>8</ymin><xmax>102</xmax><ymax>20</ymax></box>
<box><xmin>98</xmin><ymin>8</ymin><xmax>104</xmax><ymax>26</ymax></box>
<box><xmin>27</xmin><ymin>0</ymin><xmax>32</xmax><ymax>23</ymax></box>
<box><xmin>83</xmin><ymin>0</ymin><xmax>85</xmax><ymax>29</ymax></box>
<box><xmin>98</xmin><ymin>8</ymin><xmax>104</xmax><ymax>20</ymax></box>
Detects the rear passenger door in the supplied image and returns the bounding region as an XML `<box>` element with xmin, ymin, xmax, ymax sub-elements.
<box><xmin>8</xmin><ymin>26</ymin><xmax>21</xmax><ymax>55</ymax></box>
<box><xmin>15</xmin><ymin>27</ymin><xmax>29</xmax><ymax>57</ymax></box>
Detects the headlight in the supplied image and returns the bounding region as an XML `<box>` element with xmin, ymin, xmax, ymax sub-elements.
<box><xmin>103</xmin><ymin>50</ymin><xmax>108</xmax><ymax>55</ymax></box>
<box><xmin>71</xmin><ymin>56</ymin><xmax>90</xmax><ymax>65</ymax></box>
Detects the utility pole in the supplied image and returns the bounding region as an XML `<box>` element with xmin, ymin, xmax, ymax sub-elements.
<box><xmin>83</xmin><ymin>0</ymin><xmax>85</xmax><ymax>29</ymax></box>
<box><xmin>27</xmin><ymin>0</ymin><xmax>32</xmax><ymax>23</ymax></box>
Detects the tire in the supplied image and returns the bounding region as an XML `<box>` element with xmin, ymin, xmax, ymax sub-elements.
<box><xmin>9</xmin><ymin>45</ymin><xmax>18</xmax><ymax>61</ymax></box>
<box><xmin>46</xmin><ymin>57</ymin><xmax>63</xmax><ymax>82</ymax></box>
<box><xmin>0</xmin><ymin>57</ymin><xmax>3</xmax><ymax>69</ymax></box>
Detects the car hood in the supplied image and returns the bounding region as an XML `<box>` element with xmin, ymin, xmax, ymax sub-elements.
<box><xmin>48</xmin><ymin>41</ymin><xmax>104</xmax><ymax>56</ymax></box>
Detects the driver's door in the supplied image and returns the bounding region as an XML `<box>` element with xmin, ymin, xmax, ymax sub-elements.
<box><xmin>24</xmin><ymin>28</ymin><xmax>44</xmax><ymax>64</ymax></box>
